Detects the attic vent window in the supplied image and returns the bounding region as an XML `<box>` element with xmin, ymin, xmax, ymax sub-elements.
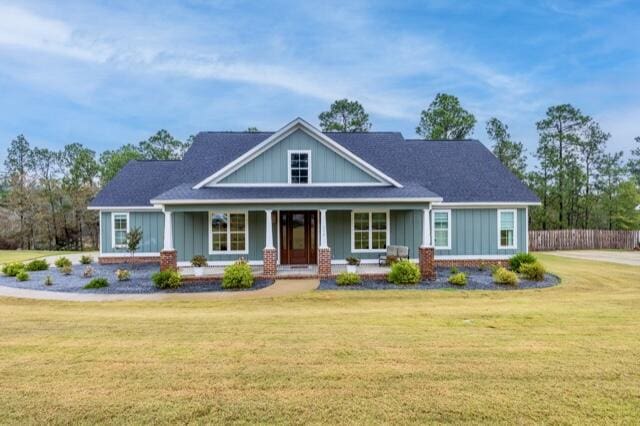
<box><xmin>288</xmin><ymin>150</ymin><xmax>311</xmax><ymax>184</ymax></box>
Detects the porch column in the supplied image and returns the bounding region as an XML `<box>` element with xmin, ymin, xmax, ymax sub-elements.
<box><xmin>160</xmin><ymin>210</ymin><xmax>177</xmax><ymax>271</ymax></box>
<box><xmin>419</xmin><ymin>206</ymin><xmax>435</xmax><ymax>280</ymax></box>
<box><xmin>421</xmin><ymin>207</ymin><xmax>432</xmax><ymax>248</ymax></box>
<box><xmin>318</xmin><ymin>209</ymin><xmax>331</xmax><ymax>277</ymax></box>
<box><xmin>263</xmin><ymin>210</ymin><xmax>277</xmax><ymax>277</ymax></box>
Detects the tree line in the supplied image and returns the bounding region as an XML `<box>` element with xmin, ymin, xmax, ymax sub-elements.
<box><xmin>1</xmin><ymin>94</ymin><xmax>638</xmax><ymax>249</ymax></box>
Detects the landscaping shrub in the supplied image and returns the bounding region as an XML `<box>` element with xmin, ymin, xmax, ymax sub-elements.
<box><xmin>519</xmin><ymin>261</ymin><xmax>546</xmax><ymax>281</ymax></box>
<box><xmin>449</xmin><ymin>266</ymin><xmax>459</xmax><ymax>275</ymax></box>
<box><xmin>60</xmin><ymin>265</ymin><xmax>73</xmax><ymax>276</ymax></box>
<box><xmin>345</xmin><ymin>256</ymin><xmax>361</xmax><ymax>266</ymax></box>
<box><xmin>2</xmin><ymin>262</ymin><xmax>25</xmax><ymax>277</ymax></box>
<box><xmin>82</xmin><ymin>266</ymin><xmax>95</xmax><ymax>278</ymax></box>
<box><xmin>16</xmin><ymin>271</ymin><xmax>29</xmax><ymax>281</ymax></box>
<box><xmin>79</xmin><ymin>255</ymin><xmax>93</xmax><ymax>265</ymax></box>
<box><xmin>508</xmin><ymin>253</ymin><xmax>537</xmax><ymax>272</ymax></box>
<box><xmin>115</xmin><ymin>269</ymin><xmax>131</xmax><ymax>281</ymax></box>
<box><xmin>55</xmin><ymin>257</ymin><xmax>72</xmax><ymax>268</ymax></box>
<box><xmin>25</xmin><ymin>259</ymin><xmax>49</xmax><ymax>271</ymax></box>
<box><xmin>336</xmin><ymin>272</ymin><xmax>361</xmax><ymax>286</ymax></box>
<box><xmin>448</xmin><ymin>272</ymin><xmax>467</xmax><ymax>286</ymax></box>
<box><xmin>84</xmin><ymin>278</ymin><xmax>108</xmax><ymax>289</ymax></box>
<box><xmin>222</xmin><ymin>260</ymin><xmax>254</xmax><ymax>289</ymax></box>
<box><xmin>478</xmin><ymin>262</ymin><xmax>487</xmax><ymax>272</ymax></box>
<box><xmin>191</xmin><ymin>255</ymin><xmax>208</xmax><ymax>267</ymax></box>
<box><xmin>152</xmin><ymin>269</ymin><xmax>182</xmax><ymax>289</ymax></box>
<box><xmin>385</xmin><ymin>255</ymin><xmax>399</xmax><ymax>266</ymax></box>
<box><xmin>44</xmin><ymin>275</ymin><xmax>53</xmax><ymax>286</ymax></box>
<box><xmin>387</xmin><ymin>260</ymin><xmax>421</xmax><ymax>285</ymax></box>
<box><xmin>493</xmin><ymin>267</ymin><xmax>519</xmax><ymax>285</ymax></box>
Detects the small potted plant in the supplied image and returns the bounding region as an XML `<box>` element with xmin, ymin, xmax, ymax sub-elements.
<box><xmin>345</xmin><ymin>256</ymin><xmax>360</xmax><ymax>273</ymax></box>
<box><xmin>191</xmin><ymin>255</ymin><xmax>208</xmax><ymax>277</ymax></box>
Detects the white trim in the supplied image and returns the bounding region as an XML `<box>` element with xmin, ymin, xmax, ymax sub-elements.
<box><xmin>210</xmin><ymin>182</ymin><xmax>389</xmax><ymax>187</ymax></box>
<box><xmin>99</xmin><ymin>212</ymin><xmax>103</xmax><ymax>255</ymax></box>
<box><xmin>276</xmin><ymin>210</ymin><xmax>281</xmax><ymax>265</ymax></box>
<box><xmin>151</xmin><ymin>197</ymin><xmax>443</xmax><ymax>205</ymax></box>
<box><xmin>525</xmin><ymin>206</ymin><xmax>529</xmax><ymax>253</ymax></box>
<box><xmin>319</xmin><ymin>209</ymin><xmax>328</xmax><ymax>248</ymax></box>
<box><xmin>193</xmin><ymin>118</ymin><xmax>403</xmax><ymax>188</ymax></box>
<box><xmin>208</xmin><ymin>211</ymin><xmax>250</xmax><ymax>255</ymax></box>
<box><xmin>178</xmin><ymin>260</ymin><xmax>263</xmax><ymax>267</ymax></box>
<box><xmin>111</xmin><ymin>212</ymin><xmax>129</xmax><ymax>249</ymax></box>
<box><xmin>88</xmin><ymin>206</ymin><xmax>161</xmax><ymax>211</ymax></box>
<box><xmin>350</xmin><ymin>210</ymin><xmax>390</xmax><ymax>253</ymax></box>
<box><xmin>435</xmin><ymin>255</ymin><xmax>511</xmax><ymax>260</ymax></box>
<box><xmin>432</xmin><ymin>209</ymin><xmax>452</xmax><ymax>250</ymax></box>
<box><xmin>436</xmin><ymin>202</ymin><xmax>541</xmax><ymax>208</ymax></box>
<box><xmin>100</xmin><ymin>252</ymin><xmax>161</xmax><ymax>258</ymax></box>
<box><xmin>287</xmin><ymin>149</ymin><xmax>312</xmax><ymax>184</ymax></box>
<box><xmin>497</xmin><ymin>209</ymin><xmax>518</xmax><ymax>250</ymax></box>
<box><xmin>332</xmin><ymin>258</ymin><xmax>419</xmax><ymax>265</ymax></box>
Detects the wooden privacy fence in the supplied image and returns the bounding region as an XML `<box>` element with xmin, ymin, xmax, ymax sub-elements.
<box><xmin>529</xmin><ymin>229</ymin><xmax>640</xmax><ymax>251</ymax></box>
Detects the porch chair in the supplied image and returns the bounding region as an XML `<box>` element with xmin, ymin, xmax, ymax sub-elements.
<box><xmin>378</xmin><ymin>245</ymin><xmax>410</xmax><ymax>266</ymax></box>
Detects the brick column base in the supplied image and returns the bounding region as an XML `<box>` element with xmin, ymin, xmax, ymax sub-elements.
<box><xmin>263</xmin><ymin>248</ymin><xmax>277</xmax><ymax>276</ymax></box>
<box><xmin>160</xmin><ymin>250</ymin><xmax>177</xmax><ymax>271</ymax></box>
<box><xmin>318</xmin><ymin>247</ymin><xmax>332</xmax><ymax>277</ymax></box>
<box><xmin>419</xmin><ymin>246</ymin><xmax>436</xmax><ymax>280</ymax></box>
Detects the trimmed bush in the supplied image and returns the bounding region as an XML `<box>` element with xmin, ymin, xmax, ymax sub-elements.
<box><xmin>60</xmin><ymin>265</ymin><xmax>73</xmax><ymax>275</ymax></box>
<box><xmin>82</xmin><ymin>266</ymin><xmax>95</xmax><ymax>278</ymax></box>
<box><xmin>508</xmin><ymin>253</ymin><xmax>537</xmax><ymax>272</ymax></box>
<box><xmin>191</xmin><ymin>255</ymin><xmax>208</xmax><ymax>267</ymax></box>
<box><xmin>44</xmin><ymin>275</ymin><xmax>54</xmax><ymax>286</ymax></box>
<box><xmin>388</xmin><ymin>260</ymin><xmax>421</xmax><ymax>285</ymax></box>
<box><xmin>449</xmin><ymin>266</ymin><xmax>459</xmax><ymax>275</ymax></box>
<box><xmin>336</xmin><ymin>272</ymin><xmax>361</xmax><ymax>286</ymax></box>
<box><xmin>448</xmin><ymin>272</ymin><xmax>467</xmax><ymax>286</ymax></box>
<box><xmin>2</xmin><ymin>262</ymin><xmax>25</xmax><ymax>277</ymax></box>
<box><xmin>79</xmin><ymin>255</ymin><xmax>93</xmax><ymax>265</ymax></box>
<box><xmin>493</xmin><ymin>267</ymin><xmax>519</xmax><ymax>285</ymax></box>
<box><xmin>25</xmin><ymin>259</ymin><xmax>49</xmax><ymax>271</ymax></box>
<box><xmin>345</xmin><ymin>256</ymin><xmax>361</xmax><ymax>266</ymax></box>
<box><xmin>55</xmin><ymin>257</ymin><xmax>72</xmax><ymax>268</ymax></box>
<box><xmin>152</xmin><ymin>269</ymin><xmax>182</xmax><ymax>289</ymax></box>
<box><xmin>222</xmin><ymin>260</ymin><xmax>254</xmax><ymax>289</ymax></box>
<box><xmin>115</xmin><ymin>269</ymin><xmax>131</xmax><ymax>281</ymax></box>
<box><xmin>84</xmin><ymin>278</ymin><xmax>108</xmax><ymax>289</ymax></box>
<box><xmin>519</xmin><ymin>261</ymin><xmax>546</xmax><ymax>281</ymax></box>
<box><xmin>16</xmin><ymin>271</ymin><xmax>29</xmax><ymax>281</ymax></box>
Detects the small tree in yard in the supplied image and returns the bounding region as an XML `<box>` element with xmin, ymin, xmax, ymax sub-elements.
<box><xmin>126</xmin><ymin>227</ymin><xmax>143</xmax><ymax>267</ymax></box>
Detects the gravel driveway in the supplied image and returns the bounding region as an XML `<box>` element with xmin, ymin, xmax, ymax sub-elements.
<box><xmin>543</xmin><ymin>250</ymin><xmax>640</xmax><ymax>266</ymax></box>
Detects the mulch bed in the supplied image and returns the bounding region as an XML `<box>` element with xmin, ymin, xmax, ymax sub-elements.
<box><xmin>0</xmin><ymin>263</ymin><xmax>273</xmax><ymax>294</ymax></box>
<box><xmin>318</xmin><ymin>266</ymin><xmax>560</xmax><ymax>291</ymax></box>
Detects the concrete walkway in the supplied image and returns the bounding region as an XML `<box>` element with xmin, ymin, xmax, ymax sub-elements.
<box><xmin>544</xmin><ymin>250</ymin><xmax>640</xmax><ymax>266</ymax></box>
<box><xmin>0</xmin><ymin>278</ymin><xmax>319</xmax><ymax>302</ymax></box>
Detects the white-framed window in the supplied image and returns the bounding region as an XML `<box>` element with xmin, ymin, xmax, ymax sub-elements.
<box><xmin>432</xmin><ymin>209</ymin><xmax>451</xmax><ymax>249</ymax></box>
<box><xmin>111</xmin><ymin>212</ymin><xmax>129</xmax><ymax>248</ymax></box>
<box><xmin>209</xmin><ymin>211</ymin><xmax>249</xmax><ymax>254</ymax></box>
<box><xmin>351</xmin><ymin>211</ymin><xmax>389</xmax><ymax>252</ymax></box>
<box><xmin>498</xmin><ymin>209</ymin><xmax>517</xmax><ymax>249</ymax></box>
<box><xmin>288</xmin><ymin>150</ymin><xmax>311</xmax><ymax>184</ymax></box>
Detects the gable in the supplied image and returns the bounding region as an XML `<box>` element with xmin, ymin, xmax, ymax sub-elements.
<box><xmin>216</xmin><ymin>129</ymin><xmax>381</xmax><ymax>185</ymax></box>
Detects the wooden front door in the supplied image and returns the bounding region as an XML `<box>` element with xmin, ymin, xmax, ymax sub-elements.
<box><xmin>280</xmin><ymin>211</ymin><xmax>317</xmax><ymax>265</ymax></box>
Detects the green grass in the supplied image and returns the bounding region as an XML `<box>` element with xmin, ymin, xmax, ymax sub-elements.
<box><xmin>0</xmin><ymin>253</ymin><xmax>639</xmax><ymax>423</ymax></box>
<box><xmin>0</xmin><ymin>250</ymin><xmax>79</xmax><ymax>265</ymax></box>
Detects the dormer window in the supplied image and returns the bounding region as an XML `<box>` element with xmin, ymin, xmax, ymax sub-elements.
<box><xmin>288</xmin><ymin>150</ymin><xmax>311</xmax><ymax>184</ymax></box>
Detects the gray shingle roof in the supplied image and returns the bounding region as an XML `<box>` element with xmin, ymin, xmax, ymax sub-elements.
<box><xmin>90</xmin><ymin>131</ymin><xmax>538</xmax><ymax>207</ymax></box>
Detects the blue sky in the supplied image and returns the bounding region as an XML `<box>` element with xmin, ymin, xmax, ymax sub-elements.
<box><xmin>0</xmin><ymin>0</ymin><xmax>638</xmax><ymax>165</ymax></box>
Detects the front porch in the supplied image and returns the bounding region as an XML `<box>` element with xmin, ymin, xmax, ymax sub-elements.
<box><xmin>159</xmin><ymin>203</ymin><xmax>437</xmax><ymax>279</ymax></box>
<box><xmin>179</xmin><ymin>262</ymin><xmax>395</xmax><ymax>281</ymax></box>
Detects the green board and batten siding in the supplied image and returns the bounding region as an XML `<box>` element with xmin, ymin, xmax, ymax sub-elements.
<box><xmin>434</xmin><ymin>208</ymin><xmax>527</xmax><ymax>256</ymax></box>
<box><xmin>219</xmin><ymin>129</ymin><xmax>379</xmax><ymax>184</ymax></box>
<box><xmin>100</xmin><ymin>208</ymin><xmax>528</xmax><ymax>260</ymax></box>
<box><xmin>100</xmin><ymin>211</ymin><xmax>164</xmax><ymax>254</ymax></box>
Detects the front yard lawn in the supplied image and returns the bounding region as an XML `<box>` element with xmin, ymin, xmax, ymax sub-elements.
<box><xmin>0</xmin><ymin>253</ymin><xmax>639</xmax><ymax>423</ymax></box>
<box><xmin>0</xmin><ymin>250</ymin><xmax>78</xmax><ymax>265</ymax></box>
